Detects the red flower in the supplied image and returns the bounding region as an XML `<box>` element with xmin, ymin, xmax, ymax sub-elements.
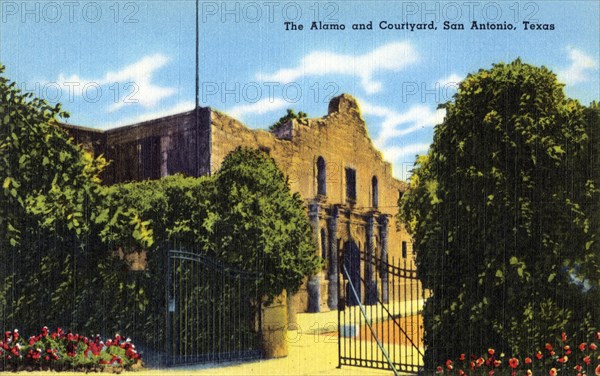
<box><xmin>459</xmin><ymin>353</ymin><xmax>466</xmax><ymax>361</ymax></box>
<box><xmin>595</xmin><ymin>364</ymin><xmax>600</xmax><ymax>376</ymax></box>
<box><xmin>565</xmin><ymin>345</ymin><xmax>572</xmax><ymax>355</ymax></box>
<box><xmin>488</xmin><ymin>371</ymin><xmax>495</xmax><ymax>376</ymax></box>
<box><xmin>476</xmin><ymin>357</ymin><xmax>485</xmax><ymax>367</ymax></box>
<box><xmin>575</xmin><ymin>364</ymin><xmax>582</xmax><ymax>371</ymax></box>
<box><xmin>562</xmin><ymin>332</ymin><xmax>567</xmax><ymax>342</ymax></box>
<box><xmin>579</xmin><ymin>343</ymin><xmax>587</xmax><ymax>352</ymax></box>
<box><xmin>590</xmin><ymin>343</ymin><xmax>598</xmax><ymax>351</ymax></box>
<box><xmin>550</xmin><ymin>351</ymin><xmax>556</xmax><ymax>356</ymax></box>
<box><xmin>557</xmin><ymin>355</ymin><xmax>568</xmax><ymax>364</ymax></box>
<box><xmin>546</xmin><ymin>343</ymin><xmax>553</xmax><ymax>351</ymax></box>
<box><xmin>458</xmin><ymin>370</ymin><xmax>465</xmax><ymax>376</ymax></box>
<box><xmin>584</xmin><ymin>356</ymin><xmax>591</xmax><ymax>365</ymax></box>
<box><xmin>525</xmin><ymin>357</ymin><xmax>532</xmax><ymax>364</ymax></box>
<box><xmin>596</xmin><ymin>332</ymin><xmax>600</xmax><ymax>340</ymax></box>
<box><xmin>488</xmin><ymin>348</ymin><xmax>495</xmax><ymax>356</ymax></box>
<box><xmin>536</xmin><ymin>351</ymin><xmax>543</xmax><ymax>360</ymax></box>
<box><xmin>549</xmin><ymin>368</ymin><xmax>557</xmax><ymax>376</ymax></box>
<box><xmin>509</xmin><ymin>358</ymin><xmax>519</xmax><ymax>369</ymax></box>
<box><xmin>494</xmin><ymin>360</ymin><xmax>502</xmax><ymax>367</ymax></box>
<box><xmin>446</xmin><ymin>359</ymin><xmax>454</xmax><ymax>370</ymax></box>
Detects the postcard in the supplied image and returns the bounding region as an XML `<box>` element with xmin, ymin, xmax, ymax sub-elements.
<box><xmin>1</xmin><ymin>1</ymin><xmax>598</xmax><ymax>375</ymax></box>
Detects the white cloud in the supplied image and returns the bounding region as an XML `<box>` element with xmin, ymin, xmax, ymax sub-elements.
<box><xmin>439</xmin><ymin>73</ymin><xmax>463</xmax><ymax>88</ymax></box>
<box><xmin>359</xmin><ymin>100</ymin><xmax>444</xmax><ymax>179</ymax></box>
<box><xmin>360</xmin><ymin>100</ymin><xmax>445</xmax><ymax>148</ymax></box>
<box><xmin>256</xmin><ymin>41</ymin><xmax>419</xmax><ymax>94</ymax></box>
<box><xmin>381</xmin><ymin>143</ymin><xmax>431</xmax><ymax>162</ymax></box>
<box><xmin>100</xmin><ymin>100</ymin><xmax>195</xmax><ymax>129</ymax></box>
<box><xmin>557</xmin><ymin>47</ymin><xmax>598</xmax><ymax>85</ymax></box>
<box><xmin>226</xmin><ymin>98</ymin><xmax>289</xmax><ymax>119</ymax></box>
<box><xmin>56</xmin><ymin>54</ymin><xmax>176</xmax><ymax>112</ymax></box>
<box><xmin>381</xmin><ymin>143</ymin><xmax>431</xmax><ymax>180</ymax></box>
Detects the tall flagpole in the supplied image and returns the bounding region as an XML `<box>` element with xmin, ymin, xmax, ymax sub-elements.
<box><xmin>195</xmin><ymin>0</ymin><xmax>199</xmax><ymax>110</ymax></box>
<box><xmin>195</xmin><ymin>0</ymin><xmax>200</xmax><ymax>176</ymax></box>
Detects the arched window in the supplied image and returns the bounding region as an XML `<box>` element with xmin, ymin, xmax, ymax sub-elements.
<box><xmin>317</xmin><ymin>156</ymin><xmax>326</xmax><ymax>196</ymax></box>
<box><xmin>372</xmin><ymin>176</ymin><xmax>379</xmax><ymax>208</ymax></box>
<box><xmin>345</xmin><ymin>167</ymin><xmax>356</xmax><ymax>202</ymax></box>
<box><xmin>320</xmin><ymin>228</ymin><xmax>327</xmax><ymax>260</ymax></box>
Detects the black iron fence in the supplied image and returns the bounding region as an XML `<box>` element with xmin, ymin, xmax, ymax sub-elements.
<box><xmin>338</xmin><ymin>251</ymin><xmax>427</xmax><ymax>375</ymax></box>
<box><xmin>165</xmin><ymin>249</ymin><xmax>262</xmax><ymax>365</ymax></box>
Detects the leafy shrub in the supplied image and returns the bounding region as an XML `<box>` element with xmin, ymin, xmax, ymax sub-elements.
<box><xmin>0</xmin><ymin>327</ymin><xmax>142</xmax><ymax>372</ymax></box>
<box><xmin>436</xmin><ymin>331</ymin><xmax>600</xmax><ymax>376</ymax></box>
<box><xmin>400</xmin><ymin>60</ymin><xmax>599</xmax><ymax>368</ymax></box>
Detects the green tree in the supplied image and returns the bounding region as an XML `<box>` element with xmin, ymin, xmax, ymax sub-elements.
<box><xmin>209</xmin><ymin>147</ymin><xmax>321</xmax><ymax>299</ymax></box>
<box><xmin>269</xmin><ymin>109</ymin><xmax>308</xmax><ymax>131</ymax></box>
<box><xmin>0</xmin><ymin>64</ymin><xmax>149</xmax><ymax>334</ymax></box>
<box><xmin>400</xmin><ymin>60</ymin><xmax>599</xmax><ymax>367</ymax></box>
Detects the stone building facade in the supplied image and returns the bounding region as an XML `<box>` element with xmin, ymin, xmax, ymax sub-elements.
<box><xmin>62</xmin><ymin>94</ymin><xmax>414</xmax><ymax>312</ymax></box>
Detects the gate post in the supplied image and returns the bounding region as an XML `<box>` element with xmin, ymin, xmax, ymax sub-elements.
<box><xmin>379</xmin><ymin>216</ymin><xmax>389</xmax><ymax>303</ymax></box>
<box><xmin>327</xmin><ymin>205</ymin><xmax>339</xmax><ymax>310</ymax></box>
<box><xmin>261</xmin><ymin>290</ymin><xmax>289</xmax><ymax>358</ymax></box>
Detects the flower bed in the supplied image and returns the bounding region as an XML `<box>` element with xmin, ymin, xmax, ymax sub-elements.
<box><xmin>0</xmin><ymin>327</ymin><xmax>142</xmax><ymax>372</ymax></box>
<box><xmin>437</xmin><ymin>332</ymin><xmax>600</xmax><ymax>376</ymax></box>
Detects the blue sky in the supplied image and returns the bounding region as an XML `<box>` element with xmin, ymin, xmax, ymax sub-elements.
<box><xmin>1</xmin><ymin>1</ymin><xmax>599</xmax><ymax>180</ymax></box>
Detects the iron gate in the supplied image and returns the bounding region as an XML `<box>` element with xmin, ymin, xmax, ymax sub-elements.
<box><xmin>338</xmin><ymin>249</ymin><xmax>426</xmax><ymax>375</ymax></box>
<box><xmin>166</xmin><ymin>249</ymin><xmax>262</xmax><ymax>365</ymax></box>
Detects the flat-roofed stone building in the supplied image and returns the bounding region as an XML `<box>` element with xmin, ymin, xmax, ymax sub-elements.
<box><xmin>62</xmin><ymin>94</ymin><xmax>414</xmax><ymax>313</ymax></box>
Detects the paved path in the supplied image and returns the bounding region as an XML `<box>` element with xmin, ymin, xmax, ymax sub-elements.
<box><xmin>147</xmin><ymin>305</ymin><xmax>424</xmax><ymax>375</ymax></box>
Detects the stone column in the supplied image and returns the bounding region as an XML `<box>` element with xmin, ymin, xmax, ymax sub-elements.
<box><xmin>307</xmin><ymin>201</ymin><xmax>321</xmax><ymax>312</ymax></box>
<box><xmin>365</xmin><ymin>215</ymin><xmax>377</xmax><ymax>305</ymax></box>
<box><xmin>379</xmin><ymin>215</ymin><xmax>389</xmax><ymax>303</ymax></box>
<box><xmin>327</xmin><ymin>205</ymin><xmax>339</xmax><ymax>310</ymax></box>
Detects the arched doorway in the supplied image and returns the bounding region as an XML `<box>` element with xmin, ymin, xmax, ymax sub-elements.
<box><xmin>343</xmin><ymin>240</ymin><xmax>361</xmax><ymax>306</ymax></box>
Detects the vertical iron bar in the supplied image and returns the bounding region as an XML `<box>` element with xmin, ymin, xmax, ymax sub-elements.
<box><xmin>404</xmin><ymin>259</ymin><xmax>407</xmax><ymax>368</ymax></box>
<box><xmin>166</xmin><ymin>251</ymin><xmax>172</xmax><ymax>364</ymax></box>
<box><xmin>392</xmin><ymin>256</ymin><xmax>397</xmax><ymax>368</ymax></box>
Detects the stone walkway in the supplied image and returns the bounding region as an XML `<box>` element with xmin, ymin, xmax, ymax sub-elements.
<box><xmin>145</xmin><ymin>302</ymin><xmax>424</xmax><ymax>375</ymax></box>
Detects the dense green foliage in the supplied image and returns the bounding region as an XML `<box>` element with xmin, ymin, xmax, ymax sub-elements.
<box><xmin>400</xmin><ymin>60</ymin><xmax>599</xmax><ymax>368</ymax></box>
<box><xmin>209</xmin><ymin>147</ymin><xmax>320</xmax><ymax>297</ymax></box>
<box><xmin>0</xmin><ymin>63</ymin><xmax>151</xmax><ymax>341</ymax></box>
<box><xmin>1</xmin><ymin>63</ymin><xmax>318</xmax><ymax>357</ymax></box>
<box><xmin>269</xmin><ymin>109</ymin><xmax>308</xmax><ymax>131</ymax></box>
<box><xmin>106</xmin><ymin>148</ymin><xmax>320</xmax><ymax>300</ymax></box>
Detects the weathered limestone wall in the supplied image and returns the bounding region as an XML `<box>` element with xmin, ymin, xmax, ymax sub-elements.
<box><xmin>64</xmin><ymin>109</ymin><xmax>212</xmax><ymax>185</ymax></box>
